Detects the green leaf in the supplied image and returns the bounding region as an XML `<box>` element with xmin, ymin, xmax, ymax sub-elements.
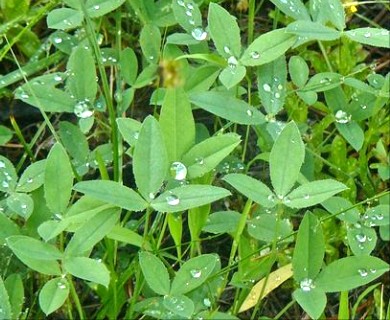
<box><xmin>240</xmin><ymin>29</ymin><xmax>296</xmax><ymax>66</ymax></box>
<box><xmin>321</xmin><ymin>0</ymin><xmax>346</xmax><ymax>30</ymax></box>
<box><xmin>345</xmin><ymin>28</ymin><xmax>390</xmax><ymax>48</ymax></box>
<box><xmin>107</xmin><ymin>225</ymin><xmax>148</xmax><ymax>249</ymax></box>
<box><xmin>363</xmin><ymin>205</ymin><xmax>390</xmax><ymax>227</ymax></box>
<box><xmin>116</xmin><ymin>117</ymin><xmax>142</xmax><ymax>147</ymax></box>
<box><xmin>347</xmin><ymin>226</ymin><xmax>377</xmax><ymax>256</ymax></box>
<box><xmin>257</xmin><ymin>55</ymin><xmax>287</xmax><ymax>114</ymax></box>
<box><xmin>172</xmin><ymin>0</ymin><xmax>203</xmax><ymax>35</ymax></box>
<box><xmin>321</xmin><ymin>196</ymin><xmax>360</xmax><ymax>224</ymax></box>
<box><xmin>289</xmin><ymin>56</ymin><xmax>309</xmax><ymax>88</ymax></box>
<box><xmin>133</xmin><ymin>116</ymin><xmax>168</xmax><ymax>200</ymax></box>
<box><xmin>219</xmin><ymin>65</ymin><xmax>246</xmax><ymax>89</ymax></box>
<box><xmin>182</xmin><ymin>133</ymin><xmax>241</xmax><ymax>179</ymax></box>
<box><xmin>16</xmin><ymin>160</ymin><xmax>46</xmax><ymax>193</ymax></box>
<box><xmin>0</xmin><ymin>155</ymin><xmax>18</xmax><ymax>193</ymax></box>
<box><xmin>66</xmin><ymin>46</ymin><xmax>97</xmax><ymax>101</ymax></box>
<box><xmin>6</xmin><ymin>235</ymin><xmax>63</xmax><ymax>260</ymax></box>
<box><xmin>64</xmin><ymin>257</ymin><xmax>110</xmax><ymax>287</ymax></box>
<box><xmin>286</xmin><ymin>21</ymin><xmax>341</xmax><ymax>41</ymax></box>
<box><xmin>46</xmin><ymin>8</ymin><xmax>83</xmax><ymax>30</ymax></box>
<box><xmin>120</xmin><ymin>47</ymin><xmax>138</xmax><ymax>85</ymax></box>
<box><xmin>223</xmin><ymin>173</ymin><xmax>275</xmax><ymax>208</ymax></box>
<box><xmin>6</xmin><ymin>193</ymin><xmax>34</xmax><ymax>220</ymax></box>
<box><xmin>208</xmin><ymin>2</ymin><xmax>241</xmax><ymax>58</ymax></box>
<box><xmin>269</xmin><ymin>121</ymin><xmax>305</xmax><ymax>197</ymax></box>
<box><xmin>58</xmin><ymin>121</ymin><xmax>90</xmax><ymax>164</ymax></box>
<box><xmin>4</xmin><ymin>274</ymin><xmax>24</xmax><ymax>320</ymax></box>
<box><xmin>184</xmin><ymin>65</ymin><xmax>220</xmax><ymax>93</ymax></box>
<box><xmin>190</xmin><ymin>91</ymin><xmax>265</xmax><ymax>125</ymax></box>
<box><xmin>44</xmin><ymin>143</ymin><xmax>74</xmax><ymax>213</ymax></box>
<box><xmin>0</xmin><ymin>125</ymin><xmax>13</xmax><ymax>145</ymax></box>
<box><xmin>202</xmin><ymin>211</ymin><xmax>241</xmax><ymax>234</ymax></box>
<box><xmin>39</xmin><ymin>278</ymin><xmax>69</xmax><ymax>316</ymax></box>
<box><xmin>293</xmin><ymin>287</ymin><xmax>327</xmax><ymax>320</ymax></box>
<box><xmin>335</xmin><ymin>121</ymin><xmax>364</xmax><ymax>151</ymax></box>
<box><xmin>0</xmin><ymin>214</ymin><xmax>20</xmax><ymax>247</ymax></box>
<box><xmin>151</xmin><ymin>185</ymin><xmax>230</xmax><ymax>213</ymax></box>
<box><xmin>73</xmin><ymin>180</ymin><xmax>148</xmax><ymax>211</ymax></box>
<box><xmin>286</xmin><ymin>180</ymin><xmax>348</xmax><ymax>208</ymax></box>
<box><xmin>65</xmin><ymin>208</ymin><xmax>120</xmax><ymax>256</ymax></box>
<box><xmin>304</xmin><ymin>72</ymin><xmax>343</xmax><ymax>92</ymax></box>
<box><xmin>163</xmin><ymin>294</ymin><xmax>195</xmax><ymax>319</ymax></box>
<box><xmin>269</xmin><ymin>0</ymin><xmax>310</xmax><ymax>21</ymax></box>
<box><xmin>292</xmin><ymin>212</ymin><xmax>325</xmax><ymax>282</ymax></box>
<box><xmin>316</xmin><ymin>256</ymin><xmax>389</xmax><ymax>292</ymax></box>
<box><xmin>160</xmin><ymin>87</ymin><xmax>195</xmax><ymax>162</ymax></box>
<box><xmin>140</xmin><ymin>24</ymin><xmax>161</xmax><ymax>63</ymax></box>
<box><xmin>170</xmin><ymin>254</ymin><xmax>218</xmax><ymax>295</ymax></box>
<box><xmin>139</xmin><ymin>251</ymin><xmax>170</xmax><ymax>295</ymax></box>
<box><xmin>248</xmin><ymin>214</ymin><xmax>293</xmax><ymax>243</ymax></box>
<box><xmin>86</xmin><ymin>0</ymin><xmax>126</xmax><ymax>18</ymax></box>
<box><xmin>0</xmin><ymin>275</ymin><xmax>12</xmax><ymax>320</ymax></box>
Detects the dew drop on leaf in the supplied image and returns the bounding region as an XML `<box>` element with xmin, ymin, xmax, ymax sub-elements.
<box><xmin>250</xmin><ymin>51</ymin><xmax>260</xmax><ymax>59</ymax></box>
<box><xmin>0</xmin><ymin>161</ymin><xmax>5</xmax><ymax>168</ymax></box>
<box><xmin>74</xmin><ymin>100</ymin><xmax>94</xmax><ymax>118</ymax></box>
<box><xmin>335</xmin><ymin>110</ymin><xmax>351</xmax><ymax>124</ymax></box>
<box><xmin>355</xmin><ymin>233</ymin><xmax>367</xmax><ymax>243</ymax></box>
<box><xmin>358</xmin><ymin>268</ymin><xmax>368</xmax><ymax>277</ymax></box>
<box><xmin>190</xmin><ymin>269</ymin><xmax>202</xmax><ymax>278</ymax></box>
<box><xmin>263</xmin><ymin>83</ymin><xmax>271</xmax><ymax>92</ymax></box>
<box><xmin>170</xmin><ymin>161</ymin><xmax>187</xmax><ymax>180</ymax></box>
<box><xmin>166</xmin><ymin>194</ymin><xmax>180</xmax><ymax>206</ymax></box>
<box><xmin>191</xmin><ymin>27</ymin><xmax>208</xmax><ymax>41</ymax></box>
<box><xmin>300</xmin><ymin>278</ymin><xmax>315</xmax><ymax>292</ymax></box>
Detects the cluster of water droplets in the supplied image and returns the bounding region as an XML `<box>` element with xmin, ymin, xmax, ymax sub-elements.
<box><xmin>357</xmin><ymin>268</ymin><xmax>376</xmax><ymax>277</ymax></box>
<box><xmin>334</xmin><ymin>110</ymin><xmax>351</xmax><ymax>124</ymax></box>
<box><xmin>262</xmin><ymin>76</ymin><xmax>284</xmax><ymax>101</ymax></box>
<box><xmin>300</xmin><ymin>278</ymin><xmax>315</xmax><ymax>292</ymax></box>
<box><xmin>74</xmin><ymin>99</ymin><xmax>95</xmax><ymax>118</ymax></box>
<box><xmin>177</xmin><ymin>0</ymin><xmax>208</xmax><ymax>41</ymax></box>
<box><xmin>0</xmin><ymin>160</ymin><xmax>12</xmax><ymax>189</ymax></box>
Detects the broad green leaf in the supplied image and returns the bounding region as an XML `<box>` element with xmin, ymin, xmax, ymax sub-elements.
<box><xmin>86</xmin><ymin>0</ymin><xmax>126</xmax><ymax>18</ymax></box>
<box><xmin>172</xmin><ymin>0</ymin><xmax>203</xmax><ymax>35</ymax></box>
<box><xmin>0</xmin><ymin>155</ymin><xmax>18</xmax><ymax>193</ymax></box>
<box><xmin>0</xmin><ymin>214</ymin><xmax>20</xmax><ymax>247</ymax></box>
<box><xmin>293</xmin><ymin>287</ymin><xmax>327</xmax><ymax>320</ymax></box>
<box><xmin>247</xmin><ymin>214</ymin><xmax>293</xmax><ymax>242</ymax></box>
<box><xmin>223</xmin><ymin>173</ymin><xmax>275</xmax><ymax>208</ymax></box>
<box><xmin>257</xmin><ymin>55</ymin><xmax>287</xmax><ymax>114</ymax></box>
<box><xmin>151</xmin><ymin>185</ymin><xmax>230</xmax><ymax>213</ymax></box>
<box><xmin>292</xmin><ymin>212</ymin><xmax>325</xmax><ymax>282</ymax></box>
<box><xmin>133</xmin><ymin>116</ymin><xmax>168</xmax><ymax>200</ymax></box>
<box><xmin>321</xmin><ymin>196</ymin><xmax>360</xmax><ymax>224</ymax></box>
<box><xmin>270</xmin><ymin>0</ymin><xmax>310</xmax><ymax>21</ymax></box>
<box><xmin>202</xmin><ymin>211</ymin><xmax>241</xmax><ymax>234</ymax></box>
<box><xmin>6</xmin><ymin>235</ymin><xmax>63</xmax><ymax>260</ymax></box>
<box><xmin>345</xmin><ymin>28</ymin><xmax>390</xmax><ymax>48</ymax></box>
<box><xmin>286</xmin><ymin>180</ymin><xmax>348</xmax><ymax>208</ymax></box>
<box><xmin>65</xmin><ymin>208</ymin><xmax>120</xmax><ymax>256</ymax></box>
<box><xmin>116</xmin><ymin>117</ymin><xmax>142</xmax><ymax>146</ymax></box>
<box><xmin>39</xmin><ymin>278</ymin><xmax>69</xmax><ymax>316</ymax></box>
<box><xmin>240</xmin><ymin>29</ymin><xmax>296</xmax><ymax>66</ymax></box>
<box><xmin>347</xmin><ymin>226</ymin><xmax>377</xmax><ymax>256</ymax></box>
<box><xmin>139</xmin><ymin>251</ymin><xmax>170</xmax><ymax>295</ymax></box>
<box><xmin>239</xmin><ymin>264</ymin><xmax>293</xmax><ymax>312</ymax></box>
<box><xmin>16</xmin><ymin>160</ymin><xmax>46</xmax><ymax>193</ymax></box>
<box><xmin>363</xmin><ymin>205</ymin><xmax>390</xmax><ymax>227</ymax></box>
<box><xmin>219</xmin><ymin>65</ymin><xmax>246</xmax><ymax>89</ymax></box>
<box><xmin>348</xmin><ymin>92</ymin><xmax>378</xmax><ymax>121</ymax></box>
<box><xmin>46</xmin><ymin>8</ymin><xmax>83</xmax><ymax>30</ymax></box>
<box><xmin>184</xmin><ymin>65</ymin><xmax>220</xmax><ymax>93</ymax></box>
<box><xmin>134</xmin><ymin>297</ymin><xmax>172</xmax><ymax>319</ymax></box>
<box><xmin>289</xmin><ymin>56</ymin><xmax>309</xmax><ymax>88</ymax></box>
<box><xmin>316</xmin><ymin>256</ymin><xmax>389</xmax><ymax>292</ymax></box>
<box><xmin>64</xmin><ymin>257</ymin><xmax>110</xmax><ymax>287</ymax></box>
<box><xmin>6</xmin><ymin>193</ymin><xmax>34</xmax><ymax>220</ymax></box>
<box><xmin>163</xmin><ymin>294</ymin><xmax>194</xmax><ymax>319</ymax></box>
<box><xmin>269</xmin><ymin>121</ymin><xmax>305</xmax><ymax>197</ymax></box>
<box><xmin>170</xmin><ymin>254</ymin><xmax>218</xmax><ymax>295</ymax></box>
<box><xmin>73</xmin><ymin>180</ymin><xmax>148</xmax><ymax>211</ymax></box>
<box><xmin>44</xmin><ymin>143</ymin><xmax>74</xmax><ymax>213</ymax></box>
<box><xmin>0</xmin><ymin>276</ymin><xmax>12</xmax><ymax>320</ymax></box>
<box><xmin>190</xmin><ymin>91</ymin><xmax>265</xmax><ymax>125</ymax></box>
<box><xmin>208</xmin><ymin>2</ymin><xmax>241</xmax><ymax>58</ymax></box>
<box><xmin>304</xmin><ymin>72</ymin><xmax>343</xmax><ymax>92</ymax></box>
<box><xmin>14</xmin><ymin>84</ymin><xmax>76</xmax><ymax>113</ymax></box>
<box><xmin>160</xmin><ymin>87</ymin><xmax>195</xmax><ymax>162</ymax></box>
<box><xmin>183</xmin><ymin>133</ymin><xmax>241</xmax><ymax>179</ymax></box>
<box><xmin>140</xmin><ymin>24</ymin><xmax>161</xmax><ymax>63</ymax></box>
<box><xmin>286</xmin><ymin>21</ymin><xmax>341</xmax><ymax>41</ymax></box>
<box><xmin>58</xmin><ymin>121</ymin><xmax>89</xmax><ymax>164</ymax></box>
<box><xmin>4</xmin><ymin>274</ymin><xmax>24</xmax><ymax>320</ymax></box>
<box><xmin>120</xmin><ymin>47</ymin><xmax>138</xmax><ymax>85</ymax></box>
<box><xmin>66</xmin><ymin>46</ymin><xmax>97</xmax><ymax>101</ymax></box>
<box><xmin>335</xmin><ymin>121</ymin><xmax>364</xmax><ymax>151</ymax></box>
<box><xmin>166</xmin><ymin>32</ymin><xmax>203</xmax><ymax>45</ymax></box>
<box><xmin>324</xmin><ymin>86</ymin><xmax>348</xmax><ymax>114</ymax></box>
<box><xmin>322</xmin><ymin>0</ymin><xmax>346</xmax><ymax>30</ymax></box>
<box><xmin>0</xmin><ymin>125</ymin><xmax>13</xmax><ymax>145</ymax></box>
<box><xmin>297</xmin><ymin>90</ymin><xmax>318</xmax><ymax>105</ymax></box>
<box><xmin>107</xmin><ymin>225</ymin><xmax>148</xmax><ymax>249</ymax></box>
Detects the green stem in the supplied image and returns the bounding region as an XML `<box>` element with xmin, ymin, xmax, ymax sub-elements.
<box><xmin>67</xmin><ymin>275</ymin><xmax>85</xmax><ymax>320</ymax></box>
<box><xmin>247</xmin><ymin>0</ymin><xmax>256</xmax><ymax>45</ymax></box>
<box><xmin>318</xmin><ymin>41</ymin><xmax>334</xmax><ymax>72</ymax></box>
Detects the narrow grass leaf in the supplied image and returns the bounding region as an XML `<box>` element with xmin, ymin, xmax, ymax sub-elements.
<box><xmin>44</xmin><ymin>143</ymin><xmax>74</xmax><ymax>213</ymax></box>
<box><xmin>239</xmin><ymin>264</ymin><xmax>293</xmax><ymax>312</ymax></box>
<box><xmin>0</xmin><ymin>275</ymin><xmax>12</xmax><ymax>320</ymax></box>
<box><xmin>133</xmin><ymin>116</ymin><xmax>168</xmax><ymax>200</ymax></box>
<box><xmin>286</xmin><ymin>180</ymin><xmax>348</xmax><ymax>208</ymax></box>
<box><xmin>190</xmin><ymin>91</ymin><xmax>265</xmax><ymax>125</ymax></box>
<box><xmin>293</xmin><ymin>287</ymin><xmax>327</xmax><ymax>320</ymax></box>
<box><xmin>269</xmin><ymin>121</ymin><xmax>305</xmax><ymax>197</ymax></box>
<box><xmin>292</xmin><ymin>212</ymin><xmax>325</xmax><ymax>282</ymax></box>
<box><xmin>39</xmin><ymin>278</ymin><xmax>69</xmax><ymax>316</ymax></box>
<box><xmin>151</xmin><ymin>185</ymin><xmax>230</xmax><ymax>213</ymax></box>
<box><xmin>64</xmin><ymin>257</ymin><xmax>110</xmax><ymax>288</ymax></box>
<box><xmin>316</xmin><ymin>256</ymin><xmax>389</xmax><ymax>292</ymax></box>
<box><xmin>345</xmin><ymin>28</ymin><xmax>390</xmax><ymax>48</ymax></box>
<box><xmin>139</xmin><ymin>251</ymin><xmax>170</xmax><ymax>295</ymax></box>
<box><xmin>286</xmin><ymin>21</ymin><xmax>341</xmax><ymax>41</ymax></box>
<box><xmin>73</xmin><ymin>180</ymin><xmax>148</xmax><ymax>211</ymax></box>
<box><xmin>4</xmin><ymin>274</ymin><xmax>24</xmax><ymax>320</ymax></box>
<box><xmin>170</xmin><ymin>254</ymin><xmax>217</xmax><ymax>295</ymax></box>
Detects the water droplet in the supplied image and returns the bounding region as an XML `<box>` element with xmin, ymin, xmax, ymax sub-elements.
<box><xmin>27</xmin><ymin>177</ymin><xmax>33</xmax><ymax>183</ymax></box>
<box><xmin>191</xmin><ymin>27</ymin><xmax>207</xmax><ymax>41</ymax></box>
<box><xmin>54</xmin><ymin>75</ymin><xmax>63</xmax><ymax>81</ymax></box>
<box><xmin>0</xmin><ymin>161</ymin><xmax>5</xmax><ymax>168</ymax></box>
<box><xmin>2</xmin><ymin>181</ymin><xmax>9</xmax><ymax>188</ymax></box>
<box><xmin>355</xmin><ymin>233</ymin><xmax>367</xmax><ymax>243</ymax></box>
<box><xmin>149</xmin><ymin>192</ymin><xmax>155</xmax><ymax>200</ymax></box>
<box><xmin>277</xmin><ymin>84</ymin><xmax>283</xmax><ymax>90</ymax></box>
<box><xmin>170</xmin><ymin>162</ymin><xmax>187</xmax><ymax>180</ymax></box>
<box><xmin>195</xmin><ymin>157</ymin><xmax>204</xmax><ymax>165</ymax></box>
<box><xmin>186</xmin><ymin>3</ymin><xmax>194</xmax><ymax>10</ymax></box>
<box><xmin>203</xmin><ymin>298</ymin><xmax>211</xmax><ymax>307</ymax></box>
<box><xmin>177</xmin><ymin>0</ymin><xmax>185</xmax><ymax>6</ymax></box>
<box><xmin>227</xmin><ymin>56</ymin><xmax>238</xmax><ymax>68</ymax></box>
<box><xmin>185</xmin><ymin>10</ymin><xmax>192</xmax><ymax>16</ymax></box>
<box><xmin>93</xmin><ymin>4</ymin><xmax>100</xmax><ymax>10</ymax></box>
<box><xmin>263</xmin><ymin>83</ymin><xmax>271</xmax><ymax>92</ymax></box>
<box><xmin>190</xmin><ymin>269</ymin><xmax>202</xmax><ymax>278</ymax></box>
<box><xmin>300</xmin><ymin>278</ymin><xmax>315</xmax><ymax>292</ymax></box>
<box><xmin>267</xmin><ymin>194</ymin><xmax>275</xmax><ymax>201</ymax></box>
<box><xmin>364</xmin><ymin>32</ymin><xmax>371</xmax><ymax>38</ymax></box>
<box><xmin>246</xmin><ymin>109</ymin><xmax>253</xmax><ymax>117</ymax></box>
<box><xmin>304</xmin><ymin>194</ymin><xmax>310</xmax><ymax>200</ymax></box>
<box><xmin>358</xmin><ymin>268</ymin><xmax>368</xmax><ymax>277</ymax></box>
<box><xmin>274</xmin><ymin>92</ymin><xmax>281</xmax><ymax>99</ymax></box>
<box><xmin>74</xmin><ymin>100</ymin><xmax>94</xmax><ymax>118</ymax></box>
<box><xmin>335</xmin><ymin>110</ymin><xmax>351</xmax><ymax>124</ymax></box>
<box><xmin>53</xmin><ymin>37</ymin><xmax>63</xmax><ymax>44</ymax></box>
<box><xmin>53</xmin><ymin>213</ymin><xmax>63</xmax><ymax>221</ymax></box>
<box><xmin>223</xmin><ymin>46</ymin><xmax>231</xmax><ymax>54</ymax></box>
<box><xmin>57</xmin><ymin>281</ymin><xmax>67</xmax><ymax>289</ymax></box>
<box><xmin>250</xmin><ymin>51</ymin><xmax>260</xmax><ymax>59</ymax></box>
<box><xmin>188</xmin><ymin>19</ymin><xmax>195</xmax><ymax>25</ymax></box>
<box><xmin>375</xmin><ymin>213</ymin><xmax>384</xmax><ymax>220</ymax></box>
<box><xmin>369</xmin><ymin>268</ymin><xmax>377</xmax><ymax>274</ymax></box>
<box><xmin>360</xmin><ymin>104</ymin><xmax>367</xmax><ymax>109</ymax></box>
<box><xmin>166</xmin><ymin>194</ymin><xmax>180</xmax><ymax>206</ymax></box>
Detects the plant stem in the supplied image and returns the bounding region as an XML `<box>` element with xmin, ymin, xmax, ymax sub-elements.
<box><xmin>318</xmin><ymin>41</ymin><xmax>334</xmax><ymax>72</ymax></box>
<box><xmin>67</xmin><ymin>276</ymin><xmax>85</xmax><ymax>320</ymax></box>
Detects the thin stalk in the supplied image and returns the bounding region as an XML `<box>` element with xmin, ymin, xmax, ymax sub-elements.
<box><xmin>247</xmin><ymin>0</ymin><xmax>256</xmax><ymax>45</ymax></box>
<box><xmin>274</xmin><ymin>299</ymin><xmax>295</xmax><ymax>319</ymax></box>
<box><xmin>9</xmin><ymin>116</ymin><xmax>35</xmax><ymax>161</ymax></box>
<box><xmin>317</xmin><ymin>41</ymin><xmax>334</xmax><ymax>72</ymax></box>
<box><xmin>67</xmin><ymin>275</ymin><xmax>85</xmax><ymax>320</ymax></box>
